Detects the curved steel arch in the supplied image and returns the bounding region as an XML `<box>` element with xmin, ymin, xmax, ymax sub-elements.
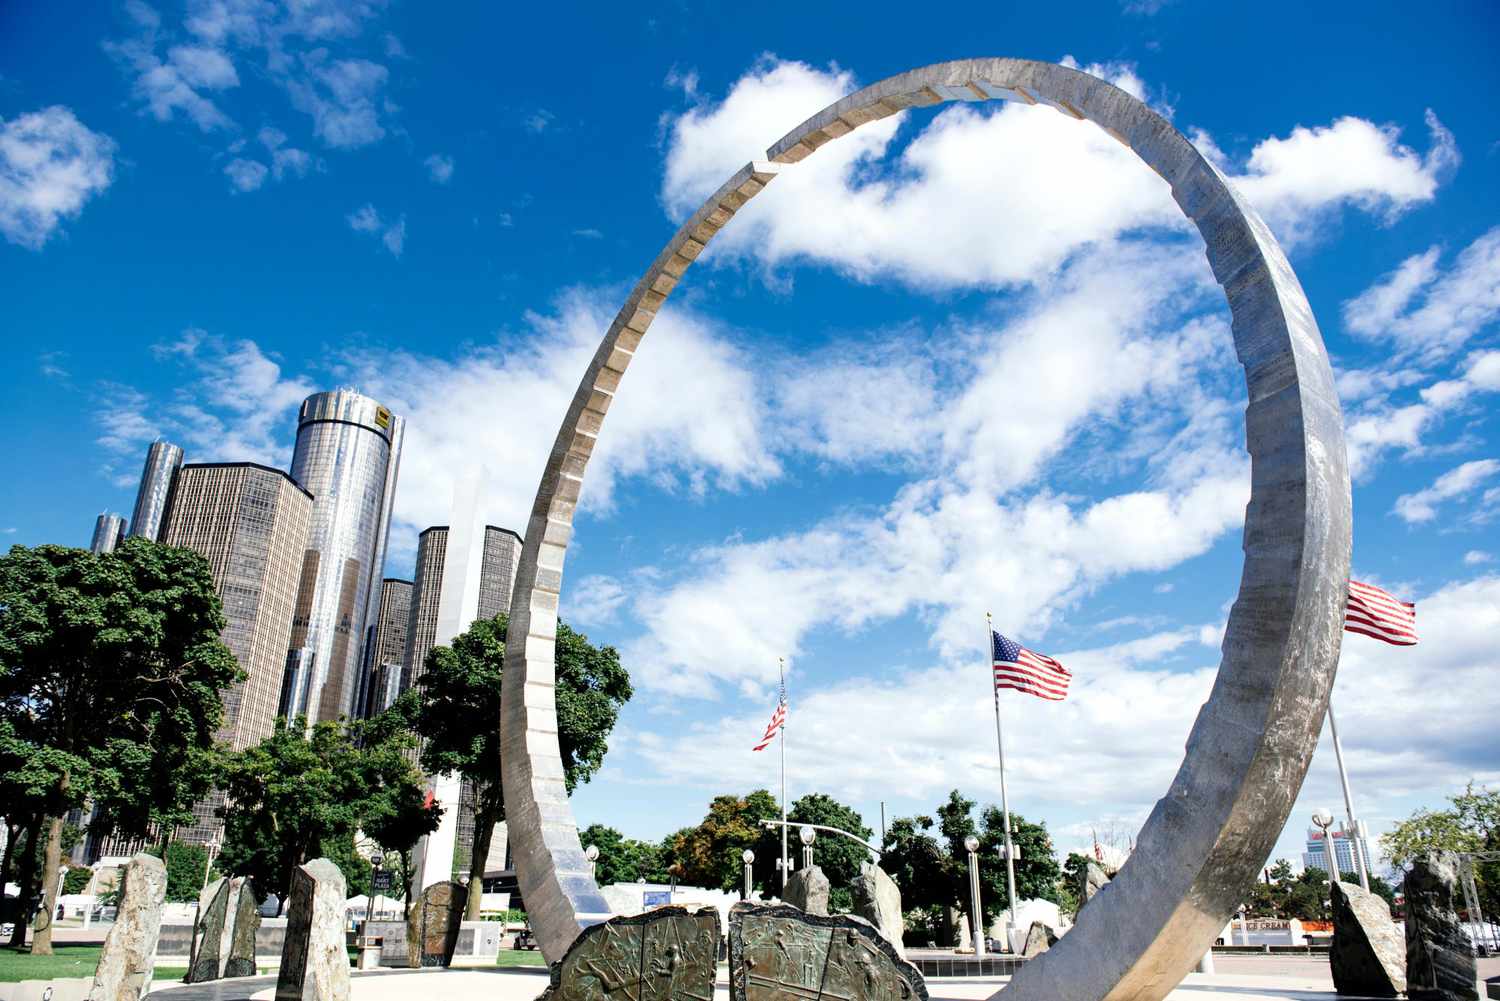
<box><xmin>499</xmin><ymin>58</ymin><xmax>1351</xmax><ymax>1001</ymax></box>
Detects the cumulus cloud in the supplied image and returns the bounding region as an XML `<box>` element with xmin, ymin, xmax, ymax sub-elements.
<box><xmin>258</xmin><ymin>126</ymin><xmax>314</xmax><ymax>180</ymax></box>
<box><xmin>1342</xmin><ymin>227</ymin><xmax>1500</xmax><ymax>362</ymax></box>
<box><xmin>346</xmin><ymin>202</ymin><xmax>405</xmax><ymax>256</ymax></box>
<box><xmin>659</xmin><ymin>58</ymin><xmax>1459</xmax><ymax>291</ymax></box>
<box><xmin>287</xmin><ymin>54</ymin><xmax>389</xmax><ymax>149</ymax></box>
<box><xmin>0</xmin><ymin>107</ymin><xmax>116</xmax><ymax>249</ymax></box>
<box><xmin>423</xmin><ymin>153</ymin><xmax>454</xmax><ymax>184</ymax></box>
<box><xmin>1393</xmin><ymin>459</ymin><xmax>1500</xmax><ymax>524</ymax></box>
<box><xmin>223</xmin><ymin>157</ymin><xmax>268</xmax><ymax>192</ymax></box>
<box><xmin>104</xmin><ymin>4</ymin><xmax>238</xmax><ymax>132</ymax></box>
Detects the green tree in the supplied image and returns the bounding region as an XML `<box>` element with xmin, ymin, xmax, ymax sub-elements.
<box><xmin>934</xmin><ymin>790</ymin><xmax>1062</xmax><ymax>937</ymax></box>
<box><xmin>216</xmin><ymin>712</ymin><xmax>435</xmax><ymax>910</ymax></box>
<box><xmin>579</xmin><ymin>824</ymin><xmax>667</xmax><ymax>886</ymax></box>
<box><xmin>672</xmin><ymin>790</ymin><xmax>780</xmax><ymax>892</ymax></box>
<box><xmin>0</xmin><ymin>541</ymin><xmax>238</xmax><ymax>953</ymax></box>
<box><xmin>62</xmin><ymin>866</ymin><xmax>91</xmax><ymax>895</ymax></box>
<box><xmin>407</xmin><ymin>614</ymin><xmax>632</xmax><ymax>917</ymax></box>
<box><xmin>142</xmin><ymin>842</ymin><xmax>220</xmax><ymax>903</ymax></box>
<box><xmin>782</xmin><ymin>794</ymin><xmax>873</xmax><ymax>912</ymax></box>
<box><xmin>1382</xmin><ymin>782</ymin><xmax>1499</xmax><ymax>920</ymax></box>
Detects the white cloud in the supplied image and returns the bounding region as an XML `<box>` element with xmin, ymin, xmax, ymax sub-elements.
<box><xmin>660</xmin><ymin>59</ymin><xmax>1458</xmax><ymax>292</ymax></box>
<box><xmin>423</xmin><ymin>153</ymin><xmax>454</xmax><ymax>184</ymax></box>
<box><xmin>1342</xmin><ymin>348</ymin><xmax>1500</xmax><ymax>478</ymax></box>
<box><xmin>223</xmin><ymin>157</ymin><xmax>268</xmax><ymax>192</ymax></box>
<box><xmin>167</xmin><ymin>44</ymin><xmax>239</xmax><ymax>89</ymax></box>
<box><xmin>258</xmin><ymin>126</ymin><xmax>314</xmax><ymax>180</ymax></box>
<box><xmin>1464</xmin><ymin>550</ymin><xmax>1493</xmax><ymax>566</ymax></box>
<box><xmin>0</xmin><ymin>107</ymin><xmax>116</xmax><ymax>249</ymax></box>
<box><xmin>523</xmin><ymin>109</ymin><xmax>555</xmax><ymax>133</ymax></box>
<box><xmin>1342</xmin><ymin>227</ymin><xmax>1500</xmax><ymax>362</ymax></box>
<box><xmin>565</xmin><ymin>575</ymin><xmax>630</xmax><ymax>626</ymax></box>
<box><xmin>288</xmin><ymin>54</ymin><xmax>389</xmax><ymax>149</ymax></box>
<box><xmin>346</xmin><ymin>203</ymin><xmax>405</xmax><ymax>256</ymax></box>
<box><xmin>1393</xmin><ymin>459</ymin><xmax>1500</xmax><ymax>524</ymax></box>
<box><xmin>104</xmin><ymin>8</ymin><xmax>238</xmax><ymax>132</ymax></box>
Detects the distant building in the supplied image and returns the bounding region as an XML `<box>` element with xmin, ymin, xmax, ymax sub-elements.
<box><xmin>361</xmin><ymin>578</ymin><xmax>413</xmax><ymax>716</ymax></box>
<box><xmin>282</xmin><ymin>390</ymin><xmax>405</xmax><ymax>725</ymax></box>
<box><xmin>90</xmin><ymin>513</ymin><xmax>125</xmax><ymax>554</ymax></box>
<box><xmin>1303</xmin><ymin>826</ymin><xmax>1375</xmax><ymax>877</ymax></box>
<box><xmin>404</xmin><ymin>525</ymin><xmax>521</xmax><ymax>685</ymax></box>
<box><xmin>128</xmin><ymin>440</ymin><xmax>184</xmax><ymax>541</ymax></box>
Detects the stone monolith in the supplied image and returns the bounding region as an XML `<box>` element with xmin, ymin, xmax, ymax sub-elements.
<box><xmin>851</xmin><ymin>862</ymin><xmax>905</xmax><ymax>958</ymax></box>
<box><xmin>276</xmin><ymin>858</ymin><xmax>350</xmax><ymax>1001</ymax></box>
<box><xmin>89</xmin><ymin>853</ymin><xmax>167</xmax><ymax>1001</ymax></box>
<box><xmin>1330</xmin><ymin>880</ymin><xmax>1405</xmax><ymax>996</ymax></box>
<box><xmin>1405</xmin><ymin>852</ymin><xmax>1478</xmax><ymax>1001</ymax></box>
<box><xmin>783</xmin><ymin>865</ymin><xmax>831</xmax><ymax>917</ymax></box>
<box><xmin>226</xmin><ymin>879</ymin><xmax>262</xmax><ymax>977</ymax></box>
<box><xmin>186</xmin><ymin>877</ymin><xmax>232</xmax><ymax>983</ymax></box>
<box><xmin>1021</xmin><ymin>921</ymin><xmax>1058</xmax><ymax>959</ymax></box>
<box><xmin>1079</xmin><ymin>860</ymin><xmax>1110</xmax><ymax>905</ymax></box>
<box><xmin>406</xmin><ymin>880</ymin><xmax>465</xmax><ymax>967</ymax></box>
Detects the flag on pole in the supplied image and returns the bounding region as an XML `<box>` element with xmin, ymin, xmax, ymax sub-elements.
<box><xmin>752</xmin><ymin>682</ymin><xmax>787</xmax><ymax>751</ymax></box>
<box><xmin>1345</xmin><ymin>579</ymin><xmax>1417</xmax><ymax>646</ymax></box>
<box><xmin>992</xmin><ymin>630</ymin><xmax>1071</xmax><ymax>701</ymax></box>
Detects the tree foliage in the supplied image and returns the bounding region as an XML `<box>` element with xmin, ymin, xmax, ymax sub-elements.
<box><xmin>1381</xmin><ymin>781</ymin><xmax>1499</xmax><ymax>919</ymax></box>
<box><xmin>216</xmin><ymin>712</ymin><xmax>435</xmax><ymax>908</ymax></box>
<box><xmin>670</xmin><ymin>790</ymin><xmax>780</xmax><ymax>893</ymax></box>
<box><xmin>403</xmin><ymin>614</ymin><xmax>631</xmax><ymax>916</ymax></box>
<box><xmin>0</xmin><ymin>540</ymin><xmax>238</xmax><ymax>951</ymax></box>
<box><xmin>579</xmin><ymin>823</ymin><xmax>669</xmax><ymax>886</ymax></box>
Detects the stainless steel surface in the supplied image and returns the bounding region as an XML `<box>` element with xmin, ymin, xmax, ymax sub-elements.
<box><xmin>129</xmin><ymin>440</ymin><xmax>184</xmax><ymax>541</ymax></box>
<box><xmin>499</xmin><ymin>58</ymin><xmax>1353</xmax><ymax>1001</ymax></box>
<box><xmin>91</xmin><ymin>512</ymin><xmax>126</xmax><ymax>553</ymax></box>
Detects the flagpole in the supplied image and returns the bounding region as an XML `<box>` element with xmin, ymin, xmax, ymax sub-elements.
<box><xmin>988</xmin><ymin>612</ymin><xmax>1018</xmax><ymax>948</ymax></box>
<box><xmin>1326</xmin><ymin>699</ymin><xmax>1370</xmax><ymax>890</ymax></box>
<box><xmin>779</xmin><ymin>657</ymin><xmax>789</xmax><ymax>891</ymax></box>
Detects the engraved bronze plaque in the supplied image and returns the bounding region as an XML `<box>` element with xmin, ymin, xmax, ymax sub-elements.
<box><xmin>729</xmin><ymin>903</ymin><xmax>926</xmax><ymax>1001</ymax></box>
<box><xmin>541</xmin><ymin>906</ymin><xmax>720</xmax><ymax>1001</ymax></box>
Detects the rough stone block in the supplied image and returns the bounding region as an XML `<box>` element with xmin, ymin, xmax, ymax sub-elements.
<box><xmin>783</xmin><ymin>865</ymin><xmax>831</xmax><ymax>917</ymax></box>
<box><xmin>275</xmin><ymin>858</ymin><xmax>350</xmax><ymax>1001</ymax></box>
<box><xmin>851</xmin><ymin>862</ymin><xmax>905</xmax><ymax>958</ymax></box>
<box><xmin>1330</xmin><ymin>880</ymin><xmax>1405</xmax><ymax>997</ymax></box>
<box><xmin>1406</xmin><ymin>852</ymin><xmax>1478</xmax><ymax>1001</ymax></box>
<box><xmin>729</xmin><ymin>902</ymin><xmax>927</xmax><ymax>1001</ymax></box>
<box><xmin>406</xmin><ymin>880</ymin><xmax>465</xmax><ymax>967</ymax></box>
<box><xmin>1020</xmin><ymin>921</ymin><xmax>1058</xmax><ymax>959</ymax></box>
<box><xmin>538</xmin><ymin>904</ymin><xmax>719</xmax><ymax>1001</ymax></box>
<box><xmin>88</xmin><ymin>852</ymin><xmax>167</xmax><ymax>1001</ymax></box>
<box><xmin>186</xmin><ymin>877</ymin><xmax>231</xmax><ymax>983</ymax></box>
<box><xmin>226</xmin><ymin>879</ymin><xmax>262</xmax><ymax>977</ymax></box>
<box><xmin>1078</xmin><ymin>860</ymin><xmax>1111</xmax><ymax>905</ymax></box>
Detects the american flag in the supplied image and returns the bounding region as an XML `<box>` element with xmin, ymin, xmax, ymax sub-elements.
<box><xmin>992</xmin><ymin>630</ymin><xmax>1072</xmax><ymax>701</ymax></box>
<box><xmin>752</xmin><ymin>683</ymin><xmax>786</xmax><ymax>752</ymax></box>
<box><xmin>1345</xmin><ymin>579</ymin><xmax>1417</xmax><ymax>646</ymax></box>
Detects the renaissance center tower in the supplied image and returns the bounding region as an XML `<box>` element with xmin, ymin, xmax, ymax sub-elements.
<box><xmin>282</xmin><ymin>389</ymin><xmax>405</xmax><ymax>723</ymax></box>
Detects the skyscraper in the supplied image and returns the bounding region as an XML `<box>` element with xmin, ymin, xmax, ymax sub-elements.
<box><xmin>1302</xmin><ymin>825</ymin><xmax>1375</xmax><ymax>877</ymax></box>
<box><xmin>128</xmin><ymin>440</ymin><xmax>184</xmax><ymax>540</ymax></box>
<box><xmin>90</xmin><ymin>513</ymin><xmax>125</xmax><ymax>554</ymax></box>
<box><xmin>362</xmin><ymin>577</ymin><xmax>413</xmax><ymax>716</ymax></box>
<box><xmin>282</xmin><ymin>390</ymin><xmax>405</xmax><ymax>724</ymax></box>
<box><xmin>404</xmin><ymin>525</ymin><xmax>522</xmax><ymax>683</ymax></box>
<box><xmin>158</xmin><ymin>462</ymin><xmax>314</xmax><ymax>843</ymax></box>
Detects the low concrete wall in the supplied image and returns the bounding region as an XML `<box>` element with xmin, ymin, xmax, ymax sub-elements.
<box><xmin>155</xmin><ymin>917</ymin><xmax>287</xmax><ymax>965</ymax></box>
<box><xmin>364</xmin><ymin>920</ymin><xmax>504</xmax><ymax>967</ymax></box>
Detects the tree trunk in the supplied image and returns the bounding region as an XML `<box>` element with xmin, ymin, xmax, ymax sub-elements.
<box><xmin>30</xmin><ymin>813</ymin><xmax>65</xmax><ymax>955</ymax></box>
<box><xmin>465</xmin><ymin>809</ymin><xmax>495</xmax><ymax>920</ymax></box>
<box><xmin>9</xmin><ymin>818</ymin><xmax>39</xmax><ymax>947</ymax></box>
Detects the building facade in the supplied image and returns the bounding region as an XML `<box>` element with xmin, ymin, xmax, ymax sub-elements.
<box><xmin>362</xmin><ymin>578</ymin><xmax>414</xmax><ymax>716</ymax></box>
<box><xmin>1302</xmin><ymin>826</ymin><xmax>1375</xmax><ymax>877</ymax></box>
<box><xmin>128</xmin><ymin>440</ymin><xmax>184</xmax><ymax>541</ymax></box>
<box><xmin>90</xmin><ymin>513</ymin><xmax>125</xmax><ymax>554</ymax></box>
<box><xmin>404</xmin><ymin>526</ymin><xmax>449</xmax><ymax>685</ymax></box>
<box><xmin>158</xmin><ymin>462</ymin><xmax>314</xmax><ymax>843</ymax></box>
<box><xmin>282</xmin><ymin>390</ymin><xmax>404</xmax><ymax>724</ymax></box>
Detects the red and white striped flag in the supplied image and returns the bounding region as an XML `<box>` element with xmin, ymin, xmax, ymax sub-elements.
<box><xmin>752</xmin><ymin>684</ymin><xmax>786</xmax><ymax>751</ymax></box>
<box><xmin>1345</xmin><ymin>579</ymin><xmax>1417</xmax><ymax>646</ymax></box>
<box><xmin>992</xmin><ymin>630</ymin><xmax>1072</xmax><ymax>701</ymax></box>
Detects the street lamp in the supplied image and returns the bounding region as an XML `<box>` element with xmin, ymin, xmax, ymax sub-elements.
<box><xmin>964</xmin><ymin>835</ymin><xmax>985</xmax><ymax>957</ymax></box>
<box><xmin>585</xmin><ymin>844</ymin><xmax>599</xmax><ymax>879</ymax></box>
<box><xmin>202</xmin><ymin>835</ymin><xmax>222</xmax><ymax>889</ymax></box>
<box><xmin>1311</xmin><ymin>808</ymin><xmax>1336</xmax><ymax>875</ymax></box>
<box><xmin>799</xmin><ymin>825</ymin><xmax>816</xmax><ymax>871</ymax></box>
<box><xmin>742</xmin><ymin>850</ymin><xmax>755</xmax><ymax>900</ymax></box>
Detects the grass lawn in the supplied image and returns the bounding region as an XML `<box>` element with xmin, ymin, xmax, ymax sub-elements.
<box><xmin>495</xmin><ymin>949</ymin><xmax>547</xmax><ymax>968</ymax></box>
<box><xmin>0</xmin><ymin>945</ymin><xmax>188</xmax><ymax>983</ymax></box>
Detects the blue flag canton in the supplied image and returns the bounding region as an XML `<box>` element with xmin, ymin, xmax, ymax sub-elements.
<box><xmin>992</xmin><ymin>630</ymin><xmax>1021</xmax><ymax>663</ymax></box>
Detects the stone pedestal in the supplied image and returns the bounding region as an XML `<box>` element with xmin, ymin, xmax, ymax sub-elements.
<box><xmin>783</xmin><ymin>865</ymin><xmax>831</xmax><ymax>917</ymax></box>
<box><xmin>406</xmin><ymin>880</ymin><xmax>465</xmax><ymax>967</ymax></box>
<box><xmin>275</xmin><ymin>859</ymin><xmax>350</xmax><ymax>1001</ymax></box>
<box><xmin>851</xmin><ymin>862</ymin><xmax>905</xmax><ymax>959</ymax></box>
<box><xmin>1406</xmin><ymin>852</ymin><xmax>1478</xmax><ymax>1001</ymax></box>
<box><xmin>1330</xmin><ymin>880</ymin><xmax>1405</xmax><ymax>997</ymax></box>
<box><xmin>88</xmin><ymin>853</ymin><xmax>168</xmax><ymax>1001</ymax></box>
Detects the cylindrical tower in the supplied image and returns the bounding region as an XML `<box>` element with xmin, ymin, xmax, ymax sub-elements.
<box><xmin>282</xmin><ymin>389</ymin><xmax>405</xmax><ymax>724</ymax></box>
<box><xmin>90</xmin><ymin>513</ymin><xmax>126</xmax><ymax>554</ymax></box>
<box><xmin>128</xmin><ymin>440</ymin><xmax>184</xmax><ymax>540</ymax></box>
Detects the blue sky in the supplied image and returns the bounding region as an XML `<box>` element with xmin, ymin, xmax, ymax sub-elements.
<box><xmin>3</xmin><ymin>0</ymin><xmax>1499</xmax><ymax>875</ymax></box>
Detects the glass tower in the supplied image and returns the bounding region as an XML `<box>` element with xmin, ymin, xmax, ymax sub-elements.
<box><xmin>128</xmin><ymin>440</ymin><xmax>184</xmax><ymax>540</ymax></box>
<box><xmin>90</xmin><ymin>513</ymin><xmax>125</xmax><ymax>553</ymax></box>
<box><xmin>282</xmin><ymin>389</ymin><xmax>405</xmax><ymax>724</ymax></box>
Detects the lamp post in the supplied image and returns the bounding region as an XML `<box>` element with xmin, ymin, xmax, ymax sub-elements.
<box><xmin>995</xmin><ymin>837</ymin><xmax>1020</xmax><ymax>952</ymax></box>
<box><xmin>775</xmin><ymin>856</ymin><xmax>795</xmax><ymax>888</ymax></box>
<box><xmin>585</xmin><ymin>844</ymin><xmax>599</xmax><ymax>880</ymax></box>
<box><xmin>202</xmin><ymin>834</ymin><xmax>222</xmax><ymax>889</ymax></box>
<box><xmin>965</xmin><ymin>835</ymin><xmax>985</xmax><ymax>957</ymax></box>
<box><xmin>1311</xmin><ymin>808</ymin><xmax>1336</xmax><ymax>877</ymax></box>
<box><xmin>799</xmin><ymin>825</ymin><xmax>816</xmax><ymax>871</ymax></box>
<box><xmin>742</xmin><ymin>850</ymin><xmax>755</xmax><ymax>900</ymax></box>
<box><xmin>366</xmin><ymin>853</ymin><xmax>383</xmax><ymax>934</ymax></box>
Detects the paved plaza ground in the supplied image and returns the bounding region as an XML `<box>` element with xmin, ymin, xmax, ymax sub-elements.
<box><xmin>138</xmin><ymin>954</ymin><xmax>1500</xmax><ymax>1001</ymax></box>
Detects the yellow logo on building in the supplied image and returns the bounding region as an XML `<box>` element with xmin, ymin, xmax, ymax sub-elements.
<box><xmin>375</xmin><ymin>406</ymin><xmax>391</xmax><ymax>429</ymax></box>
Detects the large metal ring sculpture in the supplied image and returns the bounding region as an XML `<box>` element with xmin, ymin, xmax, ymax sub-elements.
<box><xmin>500</xmin><ymin>58</ymin><xmax>1352</xmax><ymax>1000</ymax></box>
